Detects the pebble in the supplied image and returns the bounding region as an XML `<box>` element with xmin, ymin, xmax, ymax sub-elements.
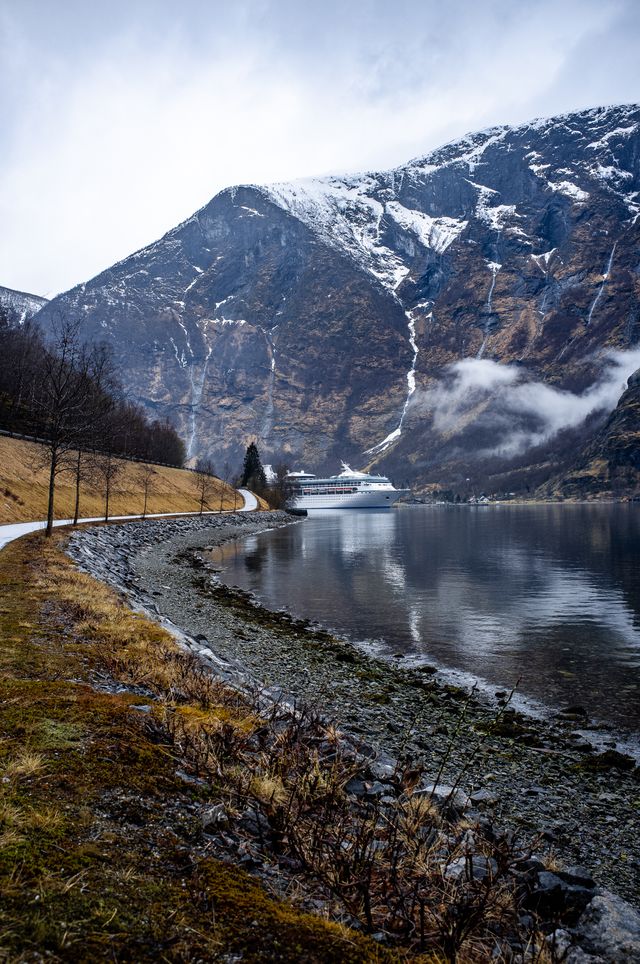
<box><xmin>65</xmin><ymin>513</ymin><xmax>640</xmax><ymax>909</ymax></box>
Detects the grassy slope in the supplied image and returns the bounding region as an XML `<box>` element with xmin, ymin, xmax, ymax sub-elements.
<box><xmin>0</xmin><ymin>436</ymin><xmax>243</xmax><ymax>524</ymax></box>
<box><xmin>0</xmin><ymin>530</ymin><xmax>397</xmax><ymax>962</ymax></box>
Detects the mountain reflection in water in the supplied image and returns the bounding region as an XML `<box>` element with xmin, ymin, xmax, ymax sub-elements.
<box><xmin>210</xmin><ymin>505</ymin><xmax>640</xmax><ymax>735</ymax></box>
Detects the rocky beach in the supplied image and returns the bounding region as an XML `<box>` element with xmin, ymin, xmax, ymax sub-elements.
<box><xmin>62</xmin><ymin>511</ymin><xmax>640</xmax><ymax>959</ymax></box>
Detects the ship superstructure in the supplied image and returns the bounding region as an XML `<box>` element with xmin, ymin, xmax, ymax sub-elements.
<box><xmin>287</xmin><ymin>465</ymin><xmax>408</xmax><ymax>510</ymax></box>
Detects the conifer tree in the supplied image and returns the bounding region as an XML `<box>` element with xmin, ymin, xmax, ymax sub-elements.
<box><xmin>240</xmin><ymin>441</ymin><xmax>267</xmax><ymax>492</ymax></box>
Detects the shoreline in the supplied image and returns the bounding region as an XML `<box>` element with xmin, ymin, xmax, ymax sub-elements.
<box><xmin>65</xmin><ymin>513</ymin><xmax>640</xmax><ymax>909</ymax></box>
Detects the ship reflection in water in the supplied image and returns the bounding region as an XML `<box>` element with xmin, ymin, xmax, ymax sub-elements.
<box><xmin>209</xmin><ymin>504</ymin><xmax>640</xmax><ymax>735</ymax></box>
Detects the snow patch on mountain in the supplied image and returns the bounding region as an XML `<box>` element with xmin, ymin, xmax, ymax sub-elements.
<box><xmin>590</xmin><ymin>163</ymin><xmax>633</xmax><ymax>184</ymax></box>
<box><xmin>548</xmin><ymin>181</ymin><xmax>590</xmax><ymax>202</ymax></box>
<box><xmin>473</xmin><ymin>184</ymin><xmax>517</xmax><ymax>231</ymax></box>
<box><xmin>260</xmin><ymin>175</ymin><xmax>409</xmax><ymax>291</ymax></box>
<box><xmin>587</xmin><ymin>124</ymin><xmax>638</xmax><ymax>150</ymax></box>
<box><xmin>385</xmin><ymin>202</ymin><xmax>467</xmax><ymax>255</ymax></box>
<box><xmin>0</xmin><ymin>285</ymin><xmax>48</xmax><ymax>325</ymax></box>
<box><xmin>531</xmin><ymin>249</ymin><xmax>557</xmax><ymax>273</ymax></box>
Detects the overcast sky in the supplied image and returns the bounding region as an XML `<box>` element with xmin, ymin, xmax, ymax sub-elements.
<box><xmin>1</xmin><ymin>0</ymin><xmax>639</xmax><ymax>297</ymax></box>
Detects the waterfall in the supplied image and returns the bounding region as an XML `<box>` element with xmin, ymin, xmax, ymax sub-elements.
<box><xmin>187</xmin><ymin>337</ymin><xmax>213</xmax><ymax>460</ymax></box>
<box><xmin>477</xmin><ymin>262</ymin><xmax>501</xmax><ymax>359</ymax></box>
<box><xmin>365</xmin><ymin>307</ymin><xmax>422</xmax><ymax>455</ymax></box>
<box><xmin>586</xmin><ymin>243</ymin><xmax>617</xmax><ymax>327</ymax></box>
<box><xmin>259</xmin><ymin>327</ymin><xmax>278</xmax><ymax>444</ymax></box>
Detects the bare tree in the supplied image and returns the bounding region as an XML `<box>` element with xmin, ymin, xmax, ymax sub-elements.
<box><xmin>140</xmin><ymin>462</ymin><xmax>156</xmax><ymax>518</ymax></box>
<box><xmin>193</xmin><ymin>458</ymin><xmax>217</xmax><ymax>515</ymax></box>
<box><xmin>71</xmin><ymin>448</ymin><xmax>102</xmax><ymax>526</ymax></box>
<box><xmin>95</xmin><ymin>451</ymin><xmax>124</xmax><ymax>522</ymax></box>
<box><xmin>69</xmin><ymin>344</ymin><xmax>117</xmax><ymax>525</ymax></box>
<box><xmin>219</xmin><ymin>460</ymin><xmax>233</xmax><ymax>513</ymax></box>
<box><xmin>268</xmin><ymin>462</ymin><xmax>293</xmax><ymax>509</ymax></box>
<box><xmin>232</xmin><ymin>472</ymin><xmax>241</xmax><ymax>512</ymax></box>
<box><xmin>30</xmin><ymin>317</ymin><xmax>106</xmax><ymax>536</ymax></box>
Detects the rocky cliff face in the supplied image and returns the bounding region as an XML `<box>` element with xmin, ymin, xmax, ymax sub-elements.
<box><xmin>0</xmin><ymin>286</ymin><xmax>48</xmax><ymax>326</ymax></box>
<box><xmin>35</xmin><ymin>104</ymin><xmax>640</xmax><ymax>485</ymax></box>
<box><xmin>541</xmin><ymin>369</ymin><xmax>640</xmax><ymax>498</ymax></box>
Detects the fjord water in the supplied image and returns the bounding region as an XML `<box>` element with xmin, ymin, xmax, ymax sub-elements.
<box><xmin>213</xmin><ymin>504</ymin><xmax>640</xmax><ymax>736</ymax></box>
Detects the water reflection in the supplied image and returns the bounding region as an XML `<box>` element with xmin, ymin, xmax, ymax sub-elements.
<box><xmin>210</xmin><ymin>505</ymin><xmax>640</xmax><ymax>734</ymax></box>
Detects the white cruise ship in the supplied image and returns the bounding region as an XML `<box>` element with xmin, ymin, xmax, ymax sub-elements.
<box><xmin>287</xmin><ymin>465</ymin><xmax>409</xmax><ymax>510</ymax></box>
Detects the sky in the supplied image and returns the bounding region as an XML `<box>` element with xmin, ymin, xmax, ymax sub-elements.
<box><xmin>1</xmin><ymin>0</ymin><xmax>639</xmax><ymax>297</ymax></box>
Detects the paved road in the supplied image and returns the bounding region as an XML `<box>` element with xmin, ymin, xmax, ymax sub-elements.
<box><xmin>0</xmin><ymin>488</ymin><xmax>258</xmax><ymax>552</ymax></box>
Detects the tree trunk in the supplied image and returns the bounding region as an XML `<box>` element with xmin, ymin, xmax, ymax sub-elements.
<box><xmin>142</xmin><ymin>482</ymin><xmax>148</xmax><ymax>518</ymax></box>
<box><xmin>104</xmin><ymin>464</ymin><xmax>111</xmax><ymax>522</ymax></box>
<box><xmin>72</xmin><ymin>449</ymin><xmax>82</xmax><ymax>525</ymax></box>
<box><xmin>45</xmin><ymin>451</ymin><xmax>56</xmax><ymax>537</ymax></box>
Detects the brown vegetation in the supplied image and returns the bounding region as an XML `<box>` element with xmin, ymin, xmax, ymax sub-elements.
<box><xmin>0</xmin><ymin>526</ymin><xmax>566</xmax><ymax>961</ymax></box>
<box><xmin>0</xmin><ymin>531</ymin><xmax>394</xmax><ymax>962</ymax></box>
<box><xmin>0</xmin><ymin>435</ymin><xmax>240</xmax><ymax>524</ymax></box>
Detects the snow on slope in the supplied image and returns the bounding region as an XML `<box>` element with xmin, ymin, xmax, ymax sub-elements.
<box><xmin>256</xmin><ymin>104</ymin><xmax>638</xmax><ymax>293</ymax></box>
<box><xmin>0</xmin><ymin>285</ymin><xmax>48</xmax><ymax>325</ymax></box>
<box><xmin>258</xmin><ymin>174</ymin><xmax>470</xmax><ymax>291</ymax></box>
<box><xmin>385</xmin><ymin>202</ymin><xmax>467</xmax><ymax>254</ymax></box>
<box><xmin>260</xmin><ymin>174</ymin><xmax>410</xmax><ymax>290</ymax></box>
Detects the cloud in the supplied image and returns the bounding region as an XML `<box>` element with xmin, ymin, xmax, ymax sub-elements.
<box><xmin>0</xmin><ymin>0</ymin><xmax>637</xmax><ymax>295</ymax></box>
<box><xmin>410</xmin><ymin>350</ymin><xmax>640</xmax><ymax>457</ymax></box>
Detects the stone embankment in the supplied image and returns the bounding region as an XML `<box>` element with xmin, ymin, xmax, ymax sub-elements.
<box><xmin>66</xmin><ymin>513</ymin><xmax>640</xmax><ymax>961</ymax></box>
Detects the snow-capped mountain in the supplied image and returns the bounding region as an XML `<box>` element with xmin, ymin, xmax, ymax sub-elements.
<box><xmin>1</xmin><ymin>285</ymin><xmax>48</xmax><ymax>326</ymax></box>
<box><xmin>34</xmin><ymin>104</ymin><xmax>640</xmax><ymax>490</ymax></box>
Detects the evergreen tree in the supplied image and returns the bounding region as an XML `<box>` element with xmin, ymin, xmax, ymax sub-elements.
<box><xmin>240</xmin><ymin>441</ymin><xmax>267</xmax><ymax>492</ymax></box>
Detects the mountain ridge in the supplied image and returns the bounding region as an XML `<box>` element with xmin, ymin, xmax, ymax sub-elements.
<box><xmin>0</xmin><ymin>285</ymin><xmax>48</xmax><ymax>326</ymax></box>
<box><xmin>33</xmin><ymin>103</ymin><xmax>640</xmax><ymax>491</ymax></box>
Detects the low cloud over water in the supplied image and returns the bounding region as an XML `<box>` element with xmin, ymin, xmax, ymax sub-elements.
<box><xmin>409</xmin><ymin>349</ymin><xmax>640</xmax><ymax>456</ymax></box>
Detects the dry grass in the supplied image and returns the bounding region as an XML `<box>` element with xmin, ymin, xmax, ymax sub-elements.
<box><xmin>2</xmin><ymin>750</ymin><xmax>46</xmax><ymax>782</ymax></box>
<box><xmin>0</xmin><ymin>435</ymin><xmax>242</xmax><ymax>523</ymax></box>
<box><xmin>0</xmin><ymin>532</ymin><xmax>394</xmax><ymax>964</ymax></box>
<box><xmin>22</xmin><ymin>535</ymin><xmax>562</xmax><ymax>960</ymax></box>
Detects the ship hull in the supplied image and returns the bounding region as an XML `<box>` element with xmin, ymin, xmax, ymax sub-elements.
<box><xmin>292</xmin><ymin>489</ymin><xmax>408</xmax><ymax>510</ymax></box>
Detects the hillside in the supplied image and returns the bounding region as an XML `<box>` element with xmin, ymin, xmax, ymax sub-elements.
<box><xmin>540</xmin><ymin>368</ymin><xmax>640</xmax><ymax>498</ymax></box>
<box><xmin>0</xmin><ymin>285</ymin><xmax>48</xmax><ymax>326</ymax></box>
<box><xmin>0</xmin><ymin>435</ymin><xmax>239</xmax><ymax>524</ymax></box>
<box><xmin>34</xmin><ymin>104</ymin><xmax>640</xmax><ymax>492</ymax></box>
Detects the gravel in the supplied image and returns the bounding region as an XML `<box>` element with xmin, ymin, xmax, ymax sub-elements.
<box><xmin>66</xmin><ymin>513</ymin><xmax>640</xmax><ymax>910</ymax></box>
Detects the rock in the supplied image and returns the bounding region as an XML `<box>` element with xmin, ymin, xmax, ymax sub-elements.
<box><xmin>561</xmin><ymin>866</ymin><xmax>597</xmax><ymax>889</ymax></box>
<box><xmin>175</xmin><ymin>768</ymin><xmax>208</xmax><ymax>787</ymax></box>
<box><xmin>561</xmin><ymin>705</ymin><xmax>589</xmax><ymax>717</ymax></box>
<box><xmin>238</xmin><ymin>808</ymin><xmax>271</xmax><ymax>839</ymax></box>
<box><xmin>344</xmin><ymin>777</ymin><xmax>367</xmax><ymax>797</ymax></box>
<box><xmin>355</xmin><ymin>743</ymin><xmax>377</xmax><ymax>760</ymax></box>
<box><xmin>524</xmin><ymin>785</ymin><xmax>546</xmax><ymax>796</ymax></box>
<box><xmin>546</xmin><ymin>927</ymin><xmax>574</xmax><ymax>958</ymax></box>
<box><xmin>200</xmin><ymin>804</ymin><xmax>229</xmax><ymax>831</ymax></box>
<box><xmin>469</xmin><ymin>788</ymin><xmax>499</xmax><ymax>806</ymax></box>
<box><xmin>582</xmin><ymin>750</ymin><xmax>636</xmax><ymax>772</ymax></box>
<box><xmin>527</xmin><ymin>870</ymin><xmax>595</xmax><ymax>921</ymax></box>
<box><xmin>364</xmin><ymin>781</ymin><xmax>389</xmax><ymax>799</ymax></box>
<box><xmin>415</xmin><ymin>784</ymin><xmax>470</xmax><ymax>812</ymax></box>
<box><xmin>627</xmin><ymin>369</ymin><xmax>640</xmax><ymax>390</ymax></box>
<box><xmin>570</xmin><ymin>892</ymin><xmax>640</xmax><ymax>963</ymax></box>
<box><xmin>444</xmin><ymin>855</ymin><xmax>498</xmax><ymax>882</ymax></box>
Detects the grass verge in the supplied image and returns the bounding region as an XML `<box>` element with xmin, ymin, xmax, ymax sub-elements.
<box><xmin>0</xmin><ymin>530</ymin><xmax>397</xmax><ymax>962</ymax></box>
<box><xmin>0</xmin><ymin>435</ymin><xmax>242</xmax><ymax>524</ymax></box>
